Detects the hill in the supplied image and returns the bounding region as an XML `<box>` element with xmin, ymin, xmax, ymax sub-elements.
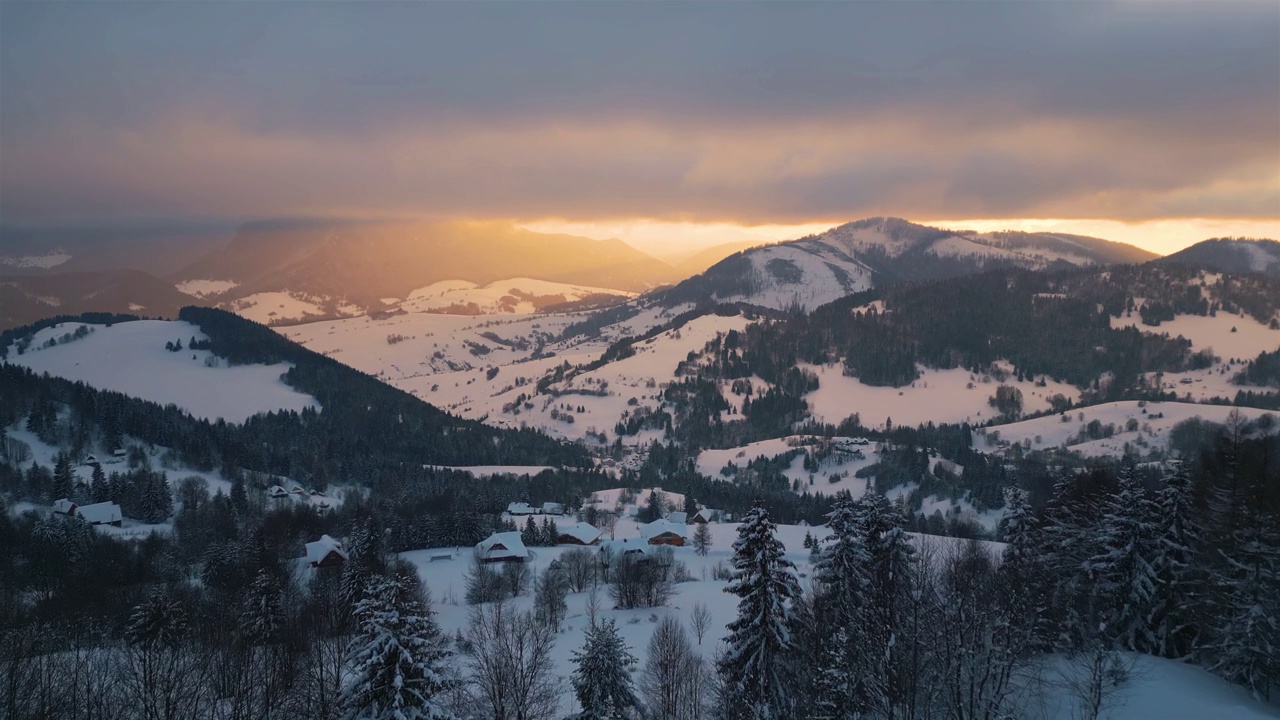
<box><xmin>661</xmin><ymin>217</ymin><xmax>1159</xmax><ymax>311</ymax></box>
<box><xmin>0</xmin><ymin>269</ymin><xmax>194</xmax><ymax>331</ymax></box>
<box><xmin>174</xmin><ymin>219</ymin><xmax>683</xmax><ymax>317</ymax></box>
<box><xmin>1159</xmin><ymin>237</ymin><xmax>1280</xmax><ymax>279</ymax></box>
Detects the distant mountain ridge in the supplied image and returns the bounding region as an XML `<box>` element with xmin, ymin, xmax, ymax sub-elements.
<box><xmin>0</xmin><ymin>269</ymin><xmax>194</xmax><ymax>330</ymax></box>
<box><xmin>661</xmin><ymin>217</ymin><xmax>1160</xmax><ymax>311</ymax></box>
<box><xmin>1159</xmin><ymin>237</ymin><xmax>1280</xmax><ymax>279</ymax></box>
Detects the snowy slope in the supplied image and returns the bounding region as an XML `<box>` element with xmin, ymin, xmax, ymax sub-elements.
<box><xmin>6</xmin><ymin>320</ymin><xmax>317</xmax><ymax>423</ymax></box>
<box><xmin>396</xmin><ymin>277</ymin><xmax>633</xmax><ymax>315</ymax></box>
<box><xmin>987</xmin><ymin>401</ymin><xmax>1274</xmax><ymax>458</ymax></box>
<box><xmin>0</xmin><ymin>252</ymin><xmax>72</xmax><ymax>269</ymax></box>
<box><xmin>175</xmin><ymin>279</ymin><xmax>239</xmax><ymax>298</ymax></box>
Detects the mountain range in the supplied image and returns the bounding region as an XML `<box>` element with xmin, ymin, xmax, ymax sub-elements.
<box><xmin>1</xmin><ymin>216</ymin><xmax>1277</xmax><ymax>330</ymax></box>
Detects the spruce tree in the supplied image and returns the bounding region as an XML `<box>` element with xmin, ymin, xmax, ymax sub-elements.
<box><xmin>1084</xmin><ymin>462</ymin><xmax>1159</xmax><ymax>652</ymax></box>
<box><xmin>1148</xmin><ymin>459</ymin><xmax>1201</xmax><ymax>658</ymax></box>
<box><xmin>571</xmin><ymin>618</ymin><xmax>640</xmax><ymax>719</ymax></box>
<box><xmin>717</xmin><ymin>500</ymin><xmax>800</xmax><ymax>720</ymax></box>
<box><xmin>812</xmin><ymin>494</ymin><xmax>872</xmax><ymax>718</ymax></box>
<box><xmin>51</xmin><ymin>452</ymin><xmax>74</xmax><ymax>501</ymax></box>
<box><xmin>341</xmin><ymin>573</ymin><xmax>453</xmax><ymax>720</ymax></box>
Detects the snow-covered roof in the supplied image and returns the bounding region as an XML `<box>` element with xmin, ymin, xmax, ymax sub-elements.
<box><xmin>478</xmin><ymin>531</ymin><xmax>529</xmax><ymax>561</ymax></box>
<box><xmin>667</xmin><ymin>511</ymin><xmax>687</xmax><ymax>524</ymax></box>
<box><xmin>640</xmin><ymin>518</ymin><xmax>687</xmax><ymax>539</ymax></box>
<box><xmin>599</xmin><ymin>537</ymin><xmax>651</xmax><ymax>556</ymax></box>
<box><xmin>75</xmin><ymin>501</ymin><xmax>122</xmax><ymax>525</ymax></box>
<box><xmin>556</xmin><ymin>522</ymin><xmax>602</xmax><ymax>545</ymax></box>
<box><xmin>692</xmin><ymin>508</ymin><xmax>719</xmax><ymax>522</ymax></box>
<box><xmin>52</xmin><ymin>498</ymin><xmax>77</xmax><ymax>515</ymax></box>
<box><xmin>269</xmin><ymin>485</ymin><xmax>288</xmax><ymax>496</ymax></box>
<box><xmin>507</xmin><ymin>502</ymin><xmax>537</xmax><ymax>515</ymax></box>
<box><xmin>304</xmin><ymin>535</ymin><xmax>349</xmax><ymax>566</ymax></box>
<box><xmin>541</xmin><ymin>502</ymin><xmax>565</xmax><ymax>515</ymax></box>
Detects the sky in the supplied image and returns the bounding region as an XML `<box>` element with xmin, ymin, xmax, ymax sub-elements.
<box><xmin>1</xmin><ymin>1</ymin><xmax>1277</xmax><ymax>256</ymax></box>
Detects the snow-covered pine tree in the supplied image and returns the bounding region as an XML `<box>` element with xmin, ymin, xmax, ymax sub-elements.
<box><xmin>342</xmin><ymin>522</ymin><xmax>388</xmax><ymax>616</ymax></box>
<box><xmin>1036</xmin><ymin>469</ymin><xmax>1101</xmax><ymax>649</ymax></box>
<box><xmin>571</xmin><ymin>618</ymin><xmax>640</xmax><ymax>719</ymax></box>
<box><xmin>523</xmin><ymin>516</ymin><xmax>539</xmax><ymax>547</ymax></box>
<box><xmin>242</xmin><ymin>568</ymin><xmax>285</xmax><ymax>645</ymax></box>
<box><xmin>90</xmin><ymin>463</ymin><xmax>108</xmax><ymax>502</ymax></box>
<box><xmin>1148</xmin><ymin>459</ymin><xmax>1202</xmax><ymax>658</ymax></box>
<box><xmin>51</xmin><ymin>452</ymin><xmax>74</xmax><ymax>501</ymax></box>
<box><xmin>717</xmin><ymin>500</ymin><xmax>801</xmax><ymax>720</ymax></box>
<box><xmin>138</xmin><ymin>472</ymin><xmax>173</xmax><ymax>524</ymax></box>
<box><xmin>340</xmin><ymin>573</ymin><xmax>453</xmax><ymax>720</ymax></box>
<box><xmin>854</xmin><ymin>492</ymin><xmax>918</xmax><ymax>717</ymax></box>
<box><xmin>811</xmin><ymin>494</ymin><xmax>872</xmax><ymax>718</ymax></box>
<box><xmin>1083</xmin><ymin>461</ymin><xmax>1159</xmax><ymax>652</ymax></box>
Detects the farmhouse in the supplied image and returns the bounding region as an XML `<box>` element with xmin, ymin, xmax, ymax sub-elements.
<box><xmin>556</xmin><ymin>521</ymin><xmax>602</xmax><ymax>546</ymax></box>
<box><xmin>691</xmin><ymin>508</ymin><xmax>720</xmax><ymax>523</ymax></box>
<box><xmin>75</xmin><ymin>502</ymin><xmax>123</xmax><ymax>527</ymax></box>
<box><xmin>599</xmin><ymin>537</ymin><xmax>652</xmax><ymax>560</ymax></box>
<box><xmin>52</xmin><ymin>498</ymin><xmax>78</xmax><ymax>516</ymax></box>
<box><xmin>506</xmin><ymin>502</ymin><xmax>537</xmax><ymax>516</ymax></box>
<box><xmin>541</xmin><ymin>501</ymin><xmax>565</xmax><ymax>516</ymax></box>
<box><xmin>269</xmin><ymin>485</ymin><xmax>289</xmax><ymax>498</ymax></box>
<box><xmin>640</xmin><ymin>518</ymin><xmax>687</xmax><ymax>546</ymax></box>
<box><xmin>476</xmin><ymin>531</ymin><xmax>530</xmax><ymax>563</ymax></box>
<box><xmin>304</xmin><ymin>535</ymin><xmax>348</xmax><ymax>568</ymax></box>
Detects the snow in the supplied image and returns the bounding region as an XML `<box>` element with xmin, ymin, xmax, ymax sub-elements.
<box><xmin>557</xmin><ymin>521</ymin><xmax>603</xmax><ymax>545</ymax></box>
<box><xmin>0</xmin><ymin>252</ymin><xmax>72</xmax><ymax>269</ymax></box>
<box><xmin>75</xmin><ymin>501</ymin><xmax>122</xmax><ymax>525</ymax></box>
<box><xmin>477</xmin><ymin>530</ymin><xmax>530</xmax><ymax>562</ymax></box>
<box><xmin>227</xmin><ymin>291</ymin><xmax>328</xmax><ymax>324</ymax></box>
<box><xmin>1111</xmin><ymin>311</ymin><xmax>1280</xmax><ymax>361</ymax></box>
<box><xmin>175</xmin><ymin>279</ymin><xmax>239</xmax><ymax>298</ymax></box>
<box><xmin>304</xmin><ymin>535</ymin><xmax>349</xmax><ymax>565</ymax></box>
<box><xmin>1240</xmin><ymin>242</ymin><xmax>1279</xmax><ymax>273</ymax></box>
<box><xmin>398</xmin><ymin>277</ymin><xmax>633</xmax><ymax>315</ymax></box>
<box><xmin>434</xmin><ymin>465</ymin><xmax>557</xmax><ymax>478</ymax></box>
<box><xmin>6</xmin><ymin>320</ymin><xmax>318</xmax><ymax>423</ymax></box>
<box><xmin>802</xmin><ymin>361</ymin><xmax>1080</xmax><ymax>429</ymax></box>
<box><xmin>988</xmin><ymin>401</ymin><xmax>1276</xmax><ymax>458</ymax></box>
<box><xmin>716</xmin><ymin>243</ymin><xmax>874</xmax><ymax>311</ymax></box>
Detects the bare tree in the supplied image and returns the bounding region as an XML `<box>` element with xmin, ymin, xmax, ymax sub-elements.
<box><xmin>642</xmin><ymin>616</ymin><xmax>702</xmax><ymax>720</ymax></box>
<box><xmin>561</xmin><ymin>546</ymin><xmax>598</xmax><ymax>593</ymax></box>
<box><xmin>463</xmin><ymin>601</ymin><xmax>560</xmax><ymax>720</ymax></box>
<box><xmin>690</xmin><ymin>603</ymin><xmax>712</xmax><ymax>646</ymax></box>
<box><xmin>501</xmin><ymin>561</ymin><xmax>532</xmax><ymax>599</ymax></box>
<box><xmin>609</xmin><ymin>553</ymin><xmax>674</xmax><ymax>610</ymax></box>
<box><xmin>533</xmin><ymin>563</ymin><xmax>569</xmax><ymax>630</ymax></box>
<box><xmin>693</xmin><ymin>523</ymin><xmax>712</xmax><ymax>556</ymax></box>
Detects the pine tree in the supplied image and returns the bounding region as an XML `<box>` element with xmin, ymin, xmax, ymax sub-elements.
<box><xmin>242</xmin><ymin>569</ymin><xmax>285</xmax><ymax>645</ymax></box>
<box><xmin>523</xmin><ymin>516</ymin><xmax>539</xmax><ymax>548</ymax></box>
<box><xmin>340</xmin><ymin>573</ymin><xmax>453</xmax><ymax>720</ymax></box>
<box><xmin>126</xmin><ymin>590</ymin><xmax>189</xmax><ymax>648</ymax></box>
<box><xmin>571</xmin><ymin>618</ymin><xmax>640</xmax><ymax>719</ymax></box>
<box><xmin>51</xmin><ymin>452</ymin><xmax>74</xmax><ymax>501</ymax></box>
<box><xmin>1084</xmin><ymin>462</ymin><xmax>1159</xmax><ymax>652</ymax></box>
<box><xmin>717</xmin><ymin>500</ymin><xmax>801</xmax><ymax>720</ymax></box>
<box><xmin>854</xmin><ymin>492</ymin><xmax>918</xmax><ymax>717</ymax></box>
<box><xmin>137</xmin><ymin>471</ymin><xmax>173</xmax><ymax>523</ymax></box>
<box><xmin>1148</xmin><ymin>459</ymin><xmax>1201</xmax><ymax>658</ymax></box>
<box><xmin>812</xmin><ymin>495</ymin><xmax>872</xmax><ymax>719</ymax></box>
<box><xmin>90</xmin><ymin>463</ymin><xmax>108</xmax><ymax>502</ymax></box>
<box><xmin>693</xmin><ymin>522</ymin><xmax>712</xmax><ymax>556</ymax></box>
<box><xmin>997</xmin><ymin>487</ymin><xmax>1051</xmax><ymax>651</ymax></box>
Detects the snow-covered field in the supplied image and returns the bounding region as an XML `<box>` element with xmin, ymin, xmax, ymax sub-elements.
<box><xmin>175</xmin><ymin>279</ymin><xmax>239</xmax><ymax>298</ymax></box>
<box><xmin>6</xmin><ymin>320</ymin><xmax>317</xmax><ymax>423</ymax></box>
<box><xmin>802</xmin><ymin>361</ymin><xmax>1080</xmax><ymax>429</ymax></box>
<box><xmin>226</xmin><ymin>291</ymin><xmax>363</xmax><ymax>324</ymax></box>
<box><xmin>0</xmin><ymin>252</ymin><xmax>72</xmax><ymax>269</ymax></box>
<box><xmin>397</xmin><ymin>278</ymin><xmax>633</xmax><ymax>315</ymax></box>
<box><xmin>985</xmin><ymin>401</ymin><xmax>1275</xmax><ymax>458</ymax></box>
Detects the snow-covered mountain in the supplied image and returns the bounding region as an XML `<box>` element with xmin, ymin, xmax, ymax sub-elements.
<box><xmin>172</xmin><ymin>219</ymin><xmax>682</xmax><ymax>317</ymax></box>
<box><xmin>663</xmin><ymin>217</ymin><xmax>1158</xmax><ymax>311</ymax></box>
<box><xmin>0</xmin><ymin>269</ymin><xmax>195</xmax><ymax>330</ymax></box>
<box><xmin>1159</xmin><ymin>237</ymin><xmax>1280</xmax><ymax>279</ymax></box>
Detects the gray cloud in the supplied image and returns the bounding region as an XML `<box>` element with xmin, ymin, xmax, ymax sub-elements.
<box><xmin>1</xmin><ymin>1</ymin><xmax>1276</xmax><ymax>226</ymax></box>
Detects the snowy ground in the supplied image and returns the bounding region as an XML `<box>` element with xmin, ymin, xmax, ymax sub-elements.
<box><xmin>396</xmin><ymin>278</ymin><xmax>633</xmax><ymax>315</ymax></box>
<box><xmin>390</xmin><ymin>511</ymin><xmax>1273</xmax><ymax>719</ymax></box>
<box><xmin>802</xmin><ymin>361</ymin><xmax>1081</xmax><ymax>429</ymax></box>
<box><xmin>5</xmin><ymin>320</ymin><xmax>318</xmax><ymax>423</ymax></box>
<box><xmin>988</xmin><ymin>401</ymin><xmax>1276</xmax><ymax>458</ymax></box>
<box><xmin>175</xmin><ymin>279</ymin><xmax>239</xmax><ymax>298</ymax></box>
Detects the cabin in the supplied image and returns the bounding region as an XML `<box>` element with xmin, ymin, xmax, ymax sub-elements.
<box><xmin>290</xmin><ymin>483</ymin><xmax>307</xmax><ymax>495</ymax></box>
<box><xmin>691</xmin><ymin>508</ymin><xmax>720</xmax><ymax>524</ymax></box>
<box><xmin>476</xmin><ymin>531</ymin><xmax>529</xmax><ymax>563</ymax></box>
<box><xmin>599</xmin><ymin>537</ymin><xmax>652</xmax><ymax>562</ymax></box>
<box><xmin>75</xmin><ymin>502</ymin><xmax>123</xmax><ymax>527</ymax></box>
<box><xmin>541</xmin><ymin>501</ymin><xmax>565</xmax><ymax>516</ymax></box>
<box><xmin>82</xmin><ymin>454</ymin><xmax>100</xmax><ymax>467</ymax></box>
<box><xmin>304</xmin><ymin>535</ymin><xmax>348</xmax><ymax>568</ymax></box>
<box><xmin>641</xmin><ymin>519</ymin><xmax>687</xmax><ymax>546</ymax></box>
<box><xmin>556</xmin><ymin>521</ymin><xmax>602</xmax><ymax>546</ymax></box>
<box><xmin>52</xmin><ymin>498</ymin><xmax>78</xmax><ymax>516</ymax></box>
<box><xmin>506</xmin><ymin>502</ymin><xmax>537</xmax><ymax>516</ymax></box>
<box><xmin>269</xmin><ymin>485</ymin><xmax>289</xmax><ymax>499</ymax></box>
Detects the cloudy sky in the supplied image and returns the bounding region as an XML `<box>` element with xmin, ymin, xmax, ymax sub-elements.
<box><xmin>2</xmin><ymin>1</ymin><xmax>1277</xmax><ymax>254</ymax></box>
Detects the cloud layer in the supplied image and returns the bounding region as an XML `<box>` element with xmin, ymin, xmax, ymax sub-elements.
<box><xmin>2</xmin><ymin>2</ymin><xmax>1276</xmax><ymax>226</ymax></box>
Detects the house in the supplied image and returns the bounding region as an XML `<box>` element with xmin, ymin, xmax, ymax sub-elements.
<box><xmin>599</xmin><ymin>537</ymin><xmax>652</xmax><ymax>561</ymax></box>
<box><xmin>304</xmin><ymin>535</ymin><xmax>348</xmax><ymax>568</ymax></box>
<box><xmin>541</xmin><ymin>501</ymin><xmax>565</xmax><ymax>516</ymax></box>
<box><xmin>691</xmin><ymin>508</ymin><xmax>719</xmax><ymax>524</ymax></box>
<box><xmin>290</xmin><ymin>483</ymin><xmax>306</xmax><ymax>495</ymax></box>
<box><xmin>75</xmin><ymin>502</ymin><xmax>123</xmax><ymax>527</ymax></box>
<box><xmin>640</xmin><ymin>519</ymin><xmax>687</xmax><ymax>546</ymax></box>
<box><xmin>506</xmin><ymin>501</ymin><xmax>537</xmax><ymax>516</ymax></box>
<box><xmin>476</xmin><ymin>531</ymin><xmax>529</xmax><ymax>563</ymax></box>
<box><xmin>667</xmin><ymin>511</ymin><xmax>687</xmax><ymax>525</ymax></box>
<box><xmin>269</xmin><ymin>485</ymin><xmax>289</xmax><ymax>498</ymax></box>
<box><xmin>82</xmin><ymin>454</ymin><xmax>99</xmax><ymax>467</ymax></box>
<box><xmin>52</xmin><ymin>498</ymin><xmax>78</xmax><ymax>516</ymax></box>
<box><xmin>556</xmin><ymin>521</ymin><xmax>602</xmax><ymax>546</ymax></box>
